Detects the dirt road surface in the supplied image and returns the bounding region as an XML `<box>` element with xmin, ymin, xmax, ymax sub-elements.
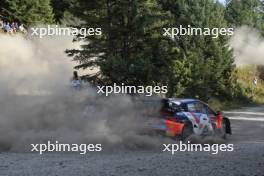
<box><xmin>0</xmin><ymin>106</ymin><xmax>263</xmax><ymax>176</ymax></box>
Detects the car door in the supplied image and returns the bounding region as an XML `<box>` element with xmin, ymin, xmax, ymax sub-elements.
<box><xmin>203</xmin><ymin>103</ymin><xmax>223</xmax><ymax>130</ymax></box>
<box><xmin>185</xmin><ymin>101</ymin><xmax>209</xmax><ymax>135</ymax></box>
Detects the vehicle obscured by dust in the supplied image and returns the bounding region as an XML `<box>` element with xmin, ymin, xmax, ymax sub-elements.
<box><xmin>0</xmin><ymin>34</ymin><xmax>169</xmax><ymax>152</ymax></box>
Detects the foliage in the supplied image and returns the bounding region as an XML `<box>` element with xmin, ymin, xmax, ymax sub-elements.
<box><xmin>159</xmin><ymin>0</ymin><xmax>235</xmax><ymax>100</ymax></box>
<box><xmin>225</xmin><ymin>0</ymin><xmax>264</xmax><ymax>35</ymax></box>
<box><xmin>236</xmin><ymin>65</ymin><xmax>264</xmax><ymax>104</ymax></box>
<box><xmin>50</xmin><ymin>0</ymin><xmax>73</xmax><ymax>23</ymax></box>
<box><xmin>66</xmin><ymin>0</ymin><xmax>173</xmax><ymax>87</ymax></box>
<box><xmin>1</xmin><ymin>0</ymin><xmax>264</xmax><ymax>104</ymax></box>
<box><xmin>1</xmin><ymin>0</ymin><xmax>54</xmax><ymax>26</ymax></box>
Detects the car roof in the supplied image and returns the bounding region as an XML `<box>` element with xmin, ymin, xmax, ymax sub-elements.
<box><xmin>165</xmin><ymin>98</ymin><xmax>197</xmax><ymax>105</ymax></box>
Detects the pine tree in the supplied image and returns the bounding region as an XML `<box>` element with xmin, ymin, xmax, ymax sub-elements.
<box><xmin>67</xmin><ymin>0</ymin><xmax>173</xmax><ymax>87</ymax></box>
<box><xmin>2</xmin><ymin>0</ymin><xmax>54</xmax><ymax>26</ymax></box>
<box><xmin>159</xmin><ymin>0</ymin><xmax>235</xmax><ymax>100</ymax></box>
<box><xmin>225</xmin><ymin>0</ymin><xmax>263</xmax><ymax>28</ymax></box>
<box><xmin>50</xmin><ymin>0</ymin><xmax>72</xmax><ymax>22</ymax></box>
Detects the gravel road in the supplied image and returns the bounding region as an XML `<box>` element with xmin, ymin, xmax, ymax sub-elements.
<box><xmin>0</xmin><ymin>106</ymin><xmax>263</xmax><ymax>176</ymax></box>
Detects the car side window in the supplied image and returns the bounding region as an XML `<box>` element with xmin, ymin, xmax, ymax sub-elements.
<box><xmin>196</xmin><ymin>102</ymin><xmax>207</xmax><ymax>114</ymax></box>
<box><xmin>161</xmin><ymin>99</ymin><xmax>184</xmax><ymax>113</ymax></box>
<box><xmin>187</xmin><ymin>102</ymin><xmax>207</xmax><ymax>114</ymax></box>
<box><xmin>187</xmin><ymin>103</ymin><xmax>196</xmax><ymax>112</ymax></box>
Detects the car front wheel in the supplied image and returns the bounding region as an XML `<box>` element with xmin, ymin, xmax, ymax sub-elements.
<box><xmin>181</xmin><ymin>122</ymin><xmax>193</xmax><ymax>140</ymax></box>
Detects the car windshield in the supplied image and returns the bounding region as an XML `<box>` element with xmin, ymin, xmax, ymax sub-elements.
<box><xmin>170</xmin><ymin>102</ymin><xmax>182</xmax><ymax>112</ymax></box>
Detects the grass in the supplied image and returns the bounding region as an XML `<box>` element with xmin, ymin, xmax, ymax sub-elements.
<box><xmin>208</xmin><ymin>98</ymin><xmax>256</xmax><ymax>111</ymax></box>
<box><xmin>208</xmin><ymin>65</ymin><xmax>264</xmax><ymax>111</ymax></box>
<box><xmin>236</xmin><ymin>65</ymin><xmax>264</xmax><ymax>104</ymax></box>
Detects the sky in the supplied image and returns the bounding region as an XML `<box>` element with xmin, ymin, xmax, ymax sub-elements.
<box><xmin>218</xmin><ymin>0</ymin><xmax>226</xmax><ymax>4</ymax></box>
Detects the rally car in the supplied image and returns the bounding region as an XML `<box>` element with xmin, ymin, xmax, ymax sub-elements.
<box><xmin>148</xmin><ymin>98</ymin><xmax>231</xmax><ymax>140</ymax></box>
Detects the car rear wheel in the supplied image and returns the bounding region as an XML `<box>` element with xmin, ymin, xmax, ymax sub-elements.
<box><xmin>221</xmin><ymin>120</ymin><xmax>227</xmax><ymax>139</ymax></box>
<box><xmin>181</xmin><ymin>122</ymin><xmax>193</xmax><ymax>140</ymax></box>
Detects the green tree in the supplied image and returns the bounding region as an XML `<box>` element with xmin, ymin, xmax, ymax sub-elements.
<box><xmin>67</xmin><ymin>0</ymin><xmax>173</xmax><ymax>87</ymax></box>
<box><xmin>225</xmin><ymin>0</ymin><xmax>264</xmax><ymax>29</ymax></box>
<box><xmin>50</xmin><ymin>0</ymin><xmax>73</xmax><ymax>23</ymax></box>
<box><xmin>1</xmin><ymin>0</ymin><xmax>54</xmax><ymax>26</ymax></box>
<box><xmin>159</xmin><ymin>0</ymin><xmax>235</xmax><ymax>100</ymax></box>
<box><xmin>67</xmin><ymin>0</ymin><xmax>239</xmax><ymax>100</ymax></box>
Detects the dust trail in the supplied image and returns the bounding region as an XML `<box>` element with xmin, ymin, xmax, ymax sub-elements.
<box><xmin>0</xmin><ymin>34</ymin><xmax>165</xmax><ymax>152</ymax></box>
<box><xmin>230</xmin><ymin>26</ymin><xmax>264</xmax><ymax>66</ymax></box>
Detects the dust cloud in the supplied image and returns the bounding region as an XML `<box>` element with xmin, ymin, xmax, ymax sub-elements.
<box><xmin>230</xmin><ymin>26</ymin><xmax>264</xmax><ymax>66</ymax></box>
<box><xmin>0</xmin><ymin>32</ymin><xmax>227</xmax><ymax>152</ymax></box>
<box><xmin>0</xmin><ymin>34</ymin><xmax>162</xmax><ymax>152</ymax></box>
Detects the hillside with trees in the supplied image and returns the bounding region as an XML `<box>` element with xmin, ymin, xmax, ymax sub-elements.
<box><xmin>1</xmin><ymin>0</ymin><xmax>264</xmax><ymax>108</ymax></box>
<box><xmin>0</xmin><ymin>0</ymin><xmax>54</xmax><ymax>26</ymax></box>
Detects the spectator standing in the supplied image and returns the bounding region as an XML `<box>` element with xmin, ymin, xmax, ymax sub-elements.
<box><xmin>71</xmin><ymin>71</ymin><xmax>82</xmax><ymax>90</ymax></box>
<box><xmin>11</xmin><ymin>22</ymin><xmax>16</xmax><ymax>33</ymax></box>
<box><xmin>0</xmin><ymin>20</ymin><xmax>3</xmax><ymax>29</ymax></box>
<box><xmin>19</xmin><ymin>24</ymin><xmax>26</xmax><ymax>33</ymax></box>
<box><xmin>253</xmin><ymin>77</ymin><xmax>258</xmax><ymax>86</ymax></box>
<box><xmin>15</xmin><ymin>22</ymin><xmax>19</xmax><ymax>31</ymax></box>
<box><xmin>3</xmin><ymin>22</ymin><xmax>11</xmax><ymax>33</ymax></box>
